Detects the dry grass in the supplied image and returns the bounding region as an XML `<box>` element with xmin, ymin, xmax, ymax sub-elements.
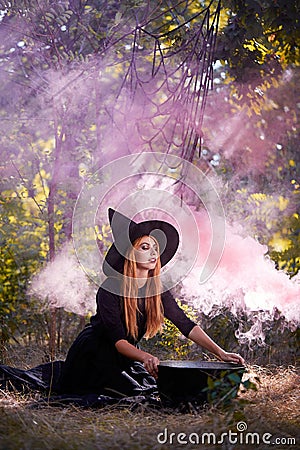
<box><xmin>0</xmin><ymin>365</ymin><xmax>299</xmax><ymax>450</ymax></box>
<box><xmin>241</xmin><ymin>365</ymin><xmax>299</xmax><ymax>424</ymax></box>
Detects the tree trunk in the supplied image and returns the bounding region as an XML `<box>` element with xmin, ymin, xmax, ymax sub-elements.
<box><xmin>47</xmin><ymin>107</ymin><xmax>64</xmax><ymax>360</ymax></box>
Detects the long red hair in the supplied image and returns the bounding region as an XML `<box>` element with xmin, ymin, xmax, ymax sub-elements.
<box><xmin>122</xmin><ymin>235</ymin><xmax>164</xmax><ymax>340</ymax></box>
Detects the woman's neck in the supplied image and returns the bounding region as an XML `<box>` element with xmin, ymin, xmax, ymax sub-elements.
<box><xmin>136</xmin><ymin>277</ymin><xmax>148</xmax><ymax>288</ymax></box>
<box><xmin>135</xmin><ymin>268</ymin><xmax>149</xmax><ymax>288</ymax></box>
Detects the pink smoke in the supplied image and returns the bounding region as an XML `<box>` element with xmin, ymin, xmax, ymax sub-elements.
<box><xmin>29</xmin><ymin>243</ymin><xmax>96</xmax><ymax>316</ymax></box>
<box><xmin>181</xmin><ymin>208</ymin><xmax>300</xmax><ymax>324</ymax></box>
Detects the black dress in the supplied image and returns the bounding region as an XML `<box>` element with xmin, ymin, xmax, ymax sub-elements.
<box><xmin>58</xmin><ymin>277</ymin><xmax>196</xmax><ymax>398</ymax></box>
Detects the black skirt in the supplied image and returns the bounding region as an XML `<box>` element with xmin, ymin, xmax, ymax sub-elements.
<box><xmin>56</xmin><ymin>324</ymin><xmax>157</xmax><ymax>398</ymax></box>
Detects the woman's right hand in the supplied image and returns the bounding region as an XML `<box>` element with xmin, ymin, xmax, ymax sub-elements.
<box><xmin>142</xmin><ymin>353</ymin><xmax>160</xmax><ymax>379</ymax></box>
<box><xmin>115</xmin><ymin>341</ymin><xmax>160</xmax><ymax>378</ymax></box>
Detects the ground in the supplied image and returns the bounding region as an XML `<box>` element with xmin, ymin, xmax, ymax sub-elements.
<box><xmin>0</xmin><ymin>365</ymin><xmax>298</xmax><ymax>450</ymax></box>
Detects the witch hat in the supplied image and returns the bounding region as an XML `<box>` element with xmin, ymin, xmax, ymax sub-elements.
<box><xmin>103</xmin><ymin>208</ymin><xmax>179</xmax><ymax>276</ymax></box>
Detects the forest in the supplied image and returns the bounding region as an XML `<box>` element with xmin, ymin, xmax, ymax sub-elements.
<box><xmin>0</xmin><ymin>1</ymin><xmax>299</xmax><ymax>449</ymax></box>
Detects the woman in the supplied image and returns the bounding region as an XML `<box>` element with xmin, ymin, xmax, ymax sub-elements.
<box><xmin>58</xmin><ymin>208</ymin><xmax>244</xmax><ymax>398</ymax></box>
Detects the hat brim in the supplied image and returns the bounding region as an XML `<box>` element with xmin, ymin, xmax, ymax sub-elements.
<box><xmin>103</xmin><ymin>220</ymin><xmax>179</xmax><ymax>276</ymax></box>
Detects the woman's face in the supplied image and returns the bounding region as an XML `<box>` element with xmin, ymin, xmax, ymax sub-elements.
<box><xmin>134</xmin><ymin>236</ymin><xmax>159</xmax><ymax>271</ymax></box>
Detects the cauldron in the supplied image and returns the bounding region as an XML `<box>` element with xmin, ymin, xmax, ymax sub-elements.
<box><xmin>157</xmin><ymin>360</ymin><xmax>245</xmax><ymax>406</ymax></box>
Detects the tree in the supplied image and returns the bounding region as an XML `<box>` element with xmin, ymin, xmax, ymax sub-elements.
<box><xmin>218</xmin><ymin>0</ymin><xmax>299</xmax><ymax>80</ymax></box>
<box><xmin>0</xmin><ymin>0</ymin><xmax>298</xmax><ymax>356</ymax></box>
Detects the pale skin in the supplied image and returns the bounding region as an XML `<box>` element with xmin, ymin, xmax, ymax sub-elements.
<box><xmin>115</xmin><ymin>236</ymin><xmax>245</xmax><ymax>379</ymax></box>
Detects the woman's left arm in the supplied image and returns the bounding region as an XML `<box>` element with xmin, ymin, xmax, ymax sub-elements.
<box><xmin>188</xmin><ymin>325</ymin><xmax>245</xmax><ymax>365</ymax></box>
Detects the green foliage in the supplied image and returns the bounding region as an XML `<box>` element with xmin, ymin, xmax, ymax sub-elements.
<box><xmin>200</xmin><ymin>307</ymin><xmax>241</xmax><ymax>352</ymax></box>
<box><xmin>268</xmin><ymin>213</ymin><xmax>300</xmax><ymax>277</ymax></box>
<box><xmin>218</xmin><ymin>0</ymin><xmax>300</xmax><ymax>80</ymax></box>
<box><xmin>0</xmin><ymin>190</ymin><xmax>46</xmax><ymax>352</ymax></box>
<box><xmin>142</xmin><ymin>299</ymin><xmax>198</xmax><ymax>359</ymax></box>
<box><xmin>204</xmin><ymin>368</ymin><xmax>258</xmax><ymax>406</ymax></box>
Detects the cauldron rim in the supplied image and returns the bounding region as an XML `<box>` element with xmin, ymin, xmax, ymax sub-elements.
<box><xmin>158</xmin><ymin>360</ymin><xmax>245</xmax><ymax>371</ymax></box>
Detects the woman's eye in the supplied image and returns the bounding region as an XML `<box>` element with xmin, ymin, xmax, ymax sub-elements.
<box><xmin>141</xmin><ymin>245</ymin><xmax>149</xmax><ymax>250</ymax></box>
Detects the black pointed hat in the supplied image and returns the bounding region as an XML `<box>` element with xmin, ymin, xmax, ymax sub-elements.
<box><xmin>103</xmin><ymin>208</ymin><xmax>179</xmax><ymax>276</ymax></box>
